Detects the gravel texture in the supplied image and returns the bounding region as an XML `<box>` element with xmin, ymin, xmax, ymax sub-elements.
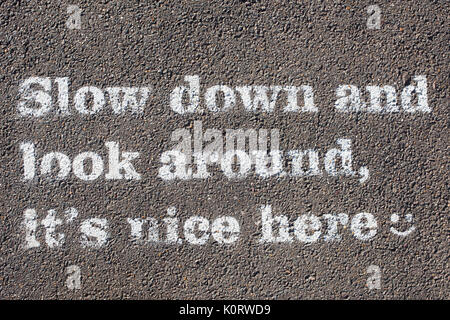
<box><xmin>0</xmin><ymin>0</ymin><xmax>448</xmax><ymax>299</ymax></box>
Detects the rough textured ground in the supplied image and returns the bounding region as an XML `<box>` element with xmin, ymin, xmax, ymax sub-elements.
<box><xmin>0</xmin><ymin>0</ymin><xmax>448</xmax><ymax>299</ymax></box>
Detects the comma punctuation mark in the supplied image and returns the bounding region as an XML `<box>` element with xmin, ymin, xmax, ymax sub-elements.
<box><xmin>366</xmin><ymin>5</ymin><xmax>381</xmax><ymax>30</ymax></box>
<box><xmin>66</xmin><ymin>265</ymin><xmax>81</xmax><ymax>290</ymax></box>
<box><xmin>366</xmin><ymin>265</ymin><xmax>381</xmax><ymax>290</ymax></box>
<box><xmin>66</xmin><ymin>5</ymin><xmax>82</xmax><ymax>30</ymax></box>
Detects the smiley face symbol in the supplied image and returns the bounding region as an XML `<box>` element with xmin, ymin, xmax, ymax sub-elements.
<box><xmin>390</xmin><ymin>213</ymin><xmax>416</xmax><ymax>237</ymax></box>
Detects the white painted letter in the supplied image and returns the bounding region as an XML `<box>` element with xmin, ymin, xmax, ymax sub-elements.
<box><xmin>164</xmin><ymin>207</ymin><xmax>181</xmax><ymax>244</ymax></box>
<box><xmin>236</xmin><ymin>86</ymin><xmax>281</xmax><ymax>113</ymax></box>
<box><xmin>41</xmin><ymin>152</ymin><xmax>71</xmax><ymax>179</ymax></box>
<box><xmin>170</xmin><ymin>75</ymin><xmax>200</xmax><ymax>114</ymax></box>
<box><xmin>283</xmin><ymin>86</ymin><xmax>317</xmax><ymax>112</ymax></box>
<box><xmin>80</xmin><ymin>218</ymin><xmax>108</xmax><ymax>248</ymax></box>
<box><xmin>105</xmin><ymin>141</ymin><xmax>141</xmax><ymax>180</ymax></box>
<box><xmin>324</xmin><ymin>138</ymin><xmax>355</xmax><ymax>176</ymax></box>
<box><xmin>20</xmin><ymin>142</ymin><xmax>36</xmax><ymax>180</ymax></box>
<box><xmin>366</xmin><ymin>85</ymin><xmax>398</xmax><ymax>113</ymax></box>
<box><xmin>41</xmin><ymin>209</ymin><xmax>65</xmax><ymax>248</ymax></box>
<box><xmin>335</xmin><ymin>85</ymin><xmax>365</xmax><ymax>112</ymax></box>
<box><xmin>221</xmin><ymin>150</ymin><xmax>251</xmax><ymax>179</ymax></box>
<box><xmin>323</xmin><ymin>213</ymin><xmax>349</xmax><ymax>241</ymax></box>
<box><xmin>106</xmin><ymin>87</ymin><xmax>151</xmax><ymax>114</ymax></box>
<box><xmin>288</xmin><ymin>149</ymin><xmax>321</xmax><ymax>176</ymax></box>
<box><xmin>254</xmin><ymin>150</ymin><xmax>284</xmax><ymax>178</ymax></box>
<box><xmin>54</xmin><ymin>77</ymin><xmax>70</xmax><ymax>115</ymax></box>
<box><xmin>211</xmin><ymin>216</ymin><xmax>240</xmax><ymax>244</ymax></box>
<box><xmin>294</xmin><ymin>215</ymin><xmax>322</xmax><ymax>243</ymax></box>
<box><xmin>184</xmin><ymin>216</ymin><xmax>210</xmax><ymax>245</ymax></box>
<box><xmin>23</xmin><ymin>209</ymin><xmax>40</xmax><ymax>249</ymax></box>
<box><xmin>351</xmin><ymin>212</ymin><xmax>377</xmax><ymax>240</ymax></box>
<box><xmin>205</xmin><ymin>85</ymin><xmax>235</xmax><ymax>112</ymax></box>
<box><xmin>259</xmin><ymin>205</ymin><xmax>292</xmax><ymax>243</ymax></box>
<box><xmin>18</xmin><ymin>77</ymin><xmax>52</xmax><ymax>117</ymax></box>
<box><xmin>74</xmin><ymin>86</ymin><xmax>105</xmax><ymax>115</ymax></box>
<box><xmin>158</xmin><ymin>150</ymin><xmax>192</xmax><ymax>180</ymax></box>
<box><xmin>72</xmin><ymin>152</ymin><xmax>104</xmax><ymax>181</ymax></box>
<box><xmin>401</xmin><ymin>75</ymin><xmax>430</xmax><ymax>113</ymax></box>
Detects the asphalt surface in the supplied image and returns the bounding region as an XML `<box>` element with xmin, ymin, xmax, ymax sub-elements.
<box><xmin>0</xmin><ymin>0</ymin><xmax>448</xmax><ymax>299</ymax></box>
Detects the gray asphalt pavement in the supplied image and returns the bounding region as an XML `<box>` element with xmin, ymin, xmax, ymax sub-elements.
<box><xmin>0</xmin><ymin>0</ymin><xmax>448</xmax><ymax>299</ymax></box>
